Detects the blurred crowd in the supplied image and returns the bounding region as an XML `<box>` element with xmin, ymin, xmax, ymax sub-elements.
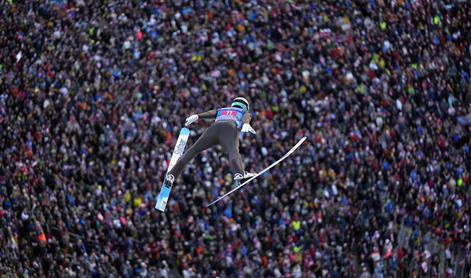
<box><xmin>1</xmin><ymin>0</ymin><xmax>470</xmax><ymax>277</ymax></box>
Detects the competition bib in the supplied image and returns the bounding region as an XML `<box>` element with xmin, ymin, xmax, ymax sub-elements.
<box><xmin>215</xmin><ymin>107</ymin><xmax>245</xmax><ymax>128</ymax></box>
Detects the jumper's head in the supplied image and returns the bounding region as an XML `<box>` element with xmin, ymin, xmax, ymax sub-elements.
<box><xmin>231</xmin><ymin>97</ymin><xmax>249</xmax><ymax>111</ymax></box>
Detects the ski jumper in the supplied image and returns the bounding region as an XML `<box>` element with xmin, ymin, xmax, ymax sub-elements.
<box><xmin>167</xmin><ymin>108</ymin><xmax>251</xmax><ymax>180</ymax></box>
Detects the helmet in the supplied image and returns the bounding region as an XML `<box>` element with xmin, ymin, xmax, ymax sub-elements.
<box><xmin>231</xmin><ymin>97</ymin><xmax>249</xmax><ymax>111</ymax></box>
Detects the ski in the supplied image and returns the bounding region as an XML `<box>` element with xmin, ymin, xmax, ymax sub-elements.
<box><xmin>207</xmin><ymin>136</ymin><xmax>307</xmax><ymax>207</ymax></box>
<box><xmin>155</xmin><ymin>128</ymin><xmax>191</xmax><ymax>211</ymax></box>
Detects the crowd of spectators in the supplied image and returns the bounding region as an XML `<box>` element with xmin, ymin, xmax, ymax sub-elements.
<box><xmin>1</xmin><ymin>0</ymin><xmax>470</xmax><ymax>277</ymax></box>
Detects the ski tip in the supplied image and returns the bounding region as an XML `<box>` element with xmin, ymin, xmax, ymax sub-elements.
<box><xmin>180</xmin><ymin>127</ymin><xmax>190</xmax><ymax>135</ymax></box>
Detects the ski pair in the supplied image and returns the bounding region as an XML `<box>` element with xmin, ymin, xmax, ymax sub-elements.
<box><xmin>155</xmin><ymin>128</ymin><xmax>307</xmax><ymax>211</ymax></box>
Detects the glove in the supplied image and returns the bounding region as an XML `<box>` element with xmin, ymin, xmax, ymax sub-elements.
<box><xmin>241</xmin><ymin>123</ymin><xmax>256</xmax><ymax>134</ymax></box>
<box><xmin>185</xmin><ymin>114</ymin><xmax>199</xmax><ymax>126</ymax></box>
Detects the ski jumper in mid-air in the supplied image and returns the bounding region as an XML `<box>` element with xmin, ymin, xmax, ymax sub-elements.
<box><xmin>165</xmin><ymin>97</ymin><xmax>256</xmax><ymax>185</ymax></box>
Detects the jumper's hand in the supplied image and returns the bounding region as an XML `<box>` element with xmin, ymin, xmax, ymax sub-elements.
<box><xmin>241</xmin><ymin>123</ymin><xmax>256</xmax><ymax>134</ymax></box>
<box><xmin>185</xmin><ymin>115</ymin><xmax>199</xmax><ymax>126</ymax></box>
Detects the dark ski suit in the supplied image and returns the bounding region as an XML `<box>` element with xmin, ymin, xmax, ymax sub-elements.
<box><xmin>167</xmin><ymin>107</ymin><xmax>251</xmax><ymax>180</ymax></box>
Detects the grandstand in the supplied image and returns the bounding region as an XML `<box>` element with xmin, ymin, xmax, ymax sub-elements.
<box><xmin>0</xmin><ymin>1</ymin><xmax>470</xmax><ymax>277</ymax></box>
